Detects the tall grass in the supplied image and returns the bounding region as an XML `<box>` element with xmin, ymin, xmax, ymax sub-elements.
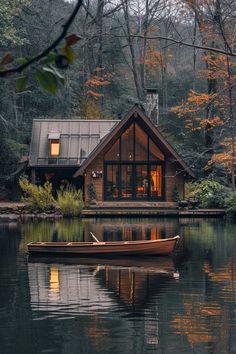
<box><xmin>56</xmin><ymin>185</ymin><xmax>84</xmax><ymax>216</ymax></box>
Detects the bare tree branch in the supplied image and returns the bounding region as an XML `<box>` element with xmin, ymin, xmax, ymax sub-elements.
<box><xmin>96</xmin><ymin>33</ymin><xmax>236</xmax><ymax>57</ymax></box>
<box><xmin>0</xmin><ymin>0</ymin><xmax>84</xmax><ymax>78</ymax></box>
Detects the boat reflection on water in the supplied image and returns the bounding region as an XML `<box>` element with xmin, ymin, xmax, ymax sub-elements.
<box><xmin>28</xmin><ymin>256</ymin><xmax>179</xmax><ymax>316</ymax></box>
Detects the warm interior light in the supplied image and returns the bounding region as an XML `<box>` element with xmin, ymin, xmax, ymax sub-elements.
<box><xmin>50</xmin><ymin>266</ymin><xmax>59</xmax><ymax>293</ymax></box>
<box><xmin>50</xmin><ymin>139</ymin><xmax>60</xmax><ymax>156</ymax></box>
<box><xmin>151</xmin><ymin>168</ymin><xmax>162</xmax><ymax>197</ymax></box>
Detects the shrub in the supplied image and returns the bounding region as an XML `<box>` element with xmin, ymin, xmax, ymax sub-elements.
<box><xmin>19</xmin><ymin>176</ymin><xmax>55</xmax><ymax>211</ymax></box>
<box><xmin>192</xmin><ymin>179</ymin><xmax>226</xmax><ymax>208</ymax></box>
<box><xmin>225</xmin><ymin>192</ymin><xmax>236</xmax><ymax>218</ymax></box>
<box><xmin>185</xmin><ymin>182</ymin><xmax>197</xmax><ymax>200</ymax></box>
<box><xmin>56</xmin><ymin>185</ymin><xmax>84</xmax><ymax>216</ymax></box>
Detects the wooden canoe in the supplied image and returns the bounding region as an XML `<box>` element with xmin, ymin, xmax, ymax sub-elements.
<box><xmin>27</xmin><ymin>235</ymin><xmax>180</xmax><ymax>256</ymax></box>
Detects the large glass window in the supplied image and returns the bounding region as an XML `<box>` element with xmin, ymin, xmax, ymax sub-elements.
<box><xmin>104</xmin><ymin>139</ymin><xmax>120</xmax><ymax>160</ymax></box>
<box><xmin>105</xmin><ymin>165</ymin><xmax>119</xmax><ymax>199</ymax></box>
<box><xmin>135</xmin><ymin>164</ymin><xmax>148</xmax><ymax>198</ymax></box>
<box><xmin>121</xmin><ymin>124</ymin><xmax>134</xmax><ymax>160</ymax></box>
<box><xmin>121</xmin><ymin>165</ymin><xmax>133</xmax><ymax>198</ymax></box>
<box><xmin>150</xmin><ymin>165</ymin><xmax>162</xmax><ymax>198</ymax></box>
<box><xmin>135</xmin><ymin>124</ymin><xmax>148</xmax><ymax>161</ymax></box>
<box><xmin>104</xmin><ymin>120</ymin><xmax>165</xmax><ymax>200</ymax></box>
<box><xmin>149</xmin><ymin>139</ymin><xmax>164</xmax><ymax>161</ymax></box>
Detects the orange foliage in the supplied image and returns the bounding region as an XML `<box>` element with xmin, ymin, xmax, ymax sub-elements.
<box><xmin>84</xmin><ymin>76</ymin><xmax>111</xmax><ymax>87</ymax></box>
<box><xmin>84</xmin><ymin>67</ymin><xmax>113</xmax><ymax>100</ymax></box>
<box><xmin>171</xmin><ymin>90</ymin><xmax>224</xmax><ymax>131</ymax></box>
<box><xmin>171</xmin><ymin>300</ymin><xmax>221</xmax><ymax>345</ymax></box>
<box><xmin>87</xmin><ymin>90</ymin><xmax>104</xmax><ymax>98</ymax></box>
<box><xmin>140</xmin><ymin>45</ymin><xmax>172</xmax><ymax>70</ymax></box>
<box><xmin>171</xmin><ymin>259</ymin><xmax>236</xmax><ymax>347</ymax></box>
<box><xmin>172</xmin><ymin>52</ymin><xmax>236</xmax><ymax>133</ymax></box>
<box><xmin>204</xmin><ymin>262</ymin><xmax>236</xmax><ymax>293</ymax></box>
<box><xmin>207</xmin><ymin>137</ymin><xmax>236</xmax><ymax>171</ymax></box>
<box><xmin>199</xmin><ymin>54</ymin><xmax>236</xmax><ymax>82</ymax></box>
<box><xmin>172</xmin><ymin>90</ymin><xmax>215</xmax><ymax>117</ymax></box>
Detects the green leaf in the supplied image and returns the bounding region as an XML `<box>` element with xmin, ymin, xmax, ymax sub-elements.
<box><xmin>35</xmin><ymin>69</ymin><xmax>58</xmax><ymax>94</ymax></box>
<box><xmin>42</xmin><ymin>66</ymin><xmax>65</xmax><ymax>85</ymax></box>
<box><xmin>60</xmin><ymin>46</ymin><xmax>76</xmax><ymax>63</ymax></box>
<box><xmin>41</xmin><ymin>53</ymin><xmax>58</xmax><ymax>65</ymax></box>
<box><xmin>16</xmin><ymin>76</ymin><xmax>29</xmax><ymax>92</ymax></box>
<box><xmin>15</xmin><ymin>57</ymin><xmax>31</xmax><ymax>65</ymax></box>
<box><xmin>43</xmin><ymin>66</ymin><xmax>64</xmax><ymax>80</ymax></box>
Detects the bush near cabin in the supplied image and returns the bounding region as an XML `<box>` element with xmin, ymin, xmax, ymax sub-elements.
<box><xmin>225</xmin><ymin>192</ymin><xmax>236</xmax><ymax>219</ymax></box>
<box><xmin>19</xmin><ymin>177</ymin><xmax>84</xmax><ymax>215</ymax></box>
<box><xmin>56</xmin><ymin>185</ymin><xmax>84</xmax><ymax>216</ymax></box>
<box><xmin>19</xmin><ymin>176</ymin><xmax>55</xmax><ymax>211</ymax></box>
<box><xmin>186</xmin><ymin>179</ymin><xmax>227</xmax><ymax>208</ymax></box>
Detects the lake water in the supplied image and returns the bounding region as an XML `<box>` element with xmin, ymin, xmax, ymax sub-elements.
<box><xmin>1</xmin><ymin>217</ymin><xmax>236</xmax><ymax>354</ymax></box>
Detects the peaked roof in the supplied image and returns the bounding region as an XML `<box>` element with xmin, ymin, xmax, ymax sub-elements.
<box><xmin>74</xmin><ymin>105</ymin><xmax>195</xmax><ymax>178</ymax></box>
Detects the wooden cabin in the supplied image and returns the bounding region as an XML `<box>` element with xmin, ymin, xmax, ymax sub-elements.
<box><xmin>29</xmin><ymin>105</ymin><xmax>194</xmax><ymax>205</ymax></box>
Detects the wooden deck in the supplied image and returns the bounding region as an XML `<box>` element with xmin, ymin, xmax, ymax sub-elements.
<box><xmin>90</xmin><ymin>201</ymin><xmax>178</xmax><ymax>209</ymax></box>
<box><xmin>82</xmin><ymin>203</ymin><xmax>225</xmax><ymax>217</ymax></box>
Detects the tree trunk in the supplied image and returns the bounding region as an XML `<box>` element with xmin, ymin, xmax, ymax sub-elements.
<box><xmin>122</xmin><ymin>0</ymin><xmax>142</xmax><ymax>101</ymax></box>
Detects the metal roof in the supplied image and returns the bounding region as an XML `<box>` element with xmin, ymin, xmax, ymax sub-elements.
<box><xmin>29</xmin><ymin>119</ymin><xmax>119</xmax><ymax>167</ymax></box>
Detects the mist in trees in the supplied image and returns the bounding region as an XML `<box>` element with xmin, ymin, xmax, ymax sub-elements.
<box><xmin>0</xmin><ymin>0</ymin><xmax>236</xmax><ymax>189</ymax></box>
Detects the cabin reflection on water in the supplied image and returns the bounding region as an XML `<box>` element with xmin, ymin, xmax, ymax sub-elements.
<box><xmin>84</xmin><ymin>219</ymin><xmax>178</xmax><ymax>242</ymax></box>
<box><xmin>28</xmin><ymin>258</ymin><xmax>177</xmax><ymax>316</ymax></box>
<box><xmin>21</xmin><ymin>218</ymin><xmax>179</xmax><ymax>249</ymax></box>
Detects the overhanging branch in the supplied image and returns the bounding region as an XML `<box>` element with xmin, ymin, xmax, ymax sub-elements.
<box><xmin>98</xmin><ymin>33</ymin><xmax>236</xmax><ymax>57</ymax></box>
<box><xmin>0</xmin><ymin>0</ymin><xmax>83</xmax><ymax>78</ymax></box>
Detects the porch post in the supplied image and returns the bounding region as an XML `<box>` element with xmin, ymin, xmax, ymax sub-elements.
<box><xmin>31</xmin><ymin>168</ymin><xmax>36</xmax><ymax>184</ymax></box>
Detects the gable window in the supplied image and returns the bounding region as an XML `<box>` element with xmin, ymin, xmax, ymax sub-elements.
<box><xmin>48</xmin><ymin>132</ymin><xmax>61</xmax><ymax>157</ymax></box>
<box><xmin>121</xmin><ymin>123</ymin><xmax>134</xmax><ymax>160</ymax></box>
<box><xmin>50</xmin><ymin>139</ymin><xmax>60</xmax><ymax>156</ymax></box>
<box><xmin>104</xmin><ymin>121</ymin><xmax>165</xmax><ymax>200</ymax></box>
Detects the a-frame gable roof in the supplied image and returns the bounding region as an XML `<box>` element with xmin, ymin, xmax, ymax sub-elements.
<box><xmin>73</xmin><ymin>105</ymin><xmax>195</xmax><ymax>177</ymax></box>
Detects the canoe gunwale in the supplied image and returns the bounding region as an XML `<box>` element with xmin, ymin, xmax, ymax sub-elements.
<box><xmin>27</xmin><ymin>236</ymin><xmax>180</xmax><ymax>256</ymax></box>
<box><xmin>27</xmin><ymin>235</ymin><xmax>180</xmax><ymax>248</ymax></box>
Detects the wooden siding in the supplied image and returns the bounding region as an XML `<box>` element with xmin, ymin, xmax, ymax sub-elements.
<box><xmin>84</xmin><ymin>156</ymin><xmax>185</xmax><ymax>205</ymax></box>
<box><xmin>84</xmin><ymin>156</ymin><xmax>104</xmax><ymax>205</ymax></box>
<box><xmin>165</xmin><ymin>160</ymin><xmax>185</xmax><ymax>202</ymax></box>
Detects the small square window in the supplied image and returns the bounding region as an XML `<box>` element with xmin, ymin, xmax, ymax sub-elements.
<box><xmin>50</xmin><ymin>139</ymin><xmax>60</xmax><ymax>156</ymax></box>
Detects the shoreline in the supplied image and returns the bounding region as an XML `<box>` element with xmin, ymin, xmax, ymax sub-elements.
<box><xmin>0</xmin><ymin>202</ymin><xmax>225</xmax><ymax>221</ymax></box>
<box><xmin>0</xmin><ymin>202</ymin><xmax>63</xmax><ymax>222</ymax></box>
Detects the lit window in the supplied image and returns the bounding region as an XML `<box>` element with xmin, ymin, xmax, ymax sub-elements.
<box><xmin>50</xmin><ymin>139</ymin><xmax>60</xmax><ymax>156</ymax></box>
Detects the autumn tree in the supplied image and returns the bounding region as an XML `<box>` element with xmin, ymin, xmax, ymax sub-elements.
<box><xmin>171</xmin><ymin>0</ymin><xmax>236</xmax><ymax>186</ymax></box>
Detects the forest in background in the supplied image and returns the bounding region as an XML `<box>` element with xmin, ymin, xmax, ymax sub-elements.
<box><xmin>0</xmin><ymin>0</ymin><xmax>236</xmax><ymax>194</ymax></box>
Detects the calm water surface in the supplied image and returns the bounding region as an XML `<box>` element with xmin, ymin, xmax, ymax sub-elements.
<box><xmin>1</xmin><ymin>217</ymin><xmax>236</xmax><ymax>354</ymax></box>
